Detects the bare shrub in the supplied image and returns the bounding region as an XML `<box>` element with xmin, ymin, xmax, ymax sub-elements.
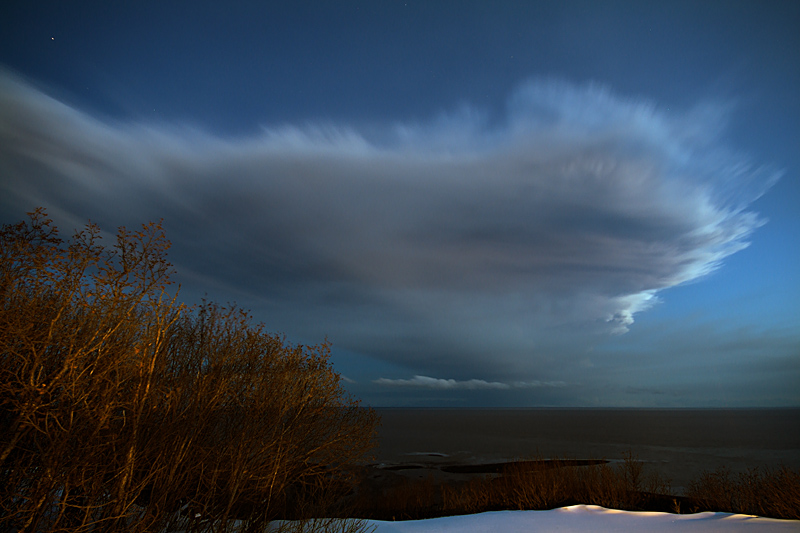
<box><xmin>362</xmin><ymin>453</ymin><xmax>672</xmax><ymax>520</ymax></box>
<box><xmin>687</xmin><ymin>465</ymin><xmax>800</xmax><ymax>520</ymax></box>
<box><xmin>448</xmin><ymin>453</ymin><xmax>671</xmax><ymax>515</ymax></box>
<box><xmin>146</xmin><ymin>302</ymin><xmax>378</xmax><ymax>531</ymax></box>
<box><xmin>0</xmin><ymin>209</ymin><xmax>378</xmax><ymax>532</ymax></box>
<box><xmin>367</xmin><ymin>475</ymin><xmax>441</xmax><ymax>521</ymax></box>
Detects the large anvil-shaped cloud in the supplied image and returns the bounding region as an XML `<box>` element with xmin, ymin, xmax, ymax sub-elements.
<box><xmin>0</xmin><ymin>73</ymin><xmax>778</xmax><ymax>379</ymax></box>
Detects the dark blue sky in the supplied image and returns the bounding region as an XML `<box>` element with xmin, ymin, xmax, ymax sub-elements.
<box><xmin>1</xmin><ymin>1</ymin><xmax>798</xmax><ymax>406</ymax></box>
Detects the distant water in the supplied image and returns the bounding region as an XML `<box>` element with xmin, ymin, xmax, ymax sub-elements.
<box><xmin>373</xmin><ymin>408</ymin><xmax>800</xmax><ymax>494</ymax></box>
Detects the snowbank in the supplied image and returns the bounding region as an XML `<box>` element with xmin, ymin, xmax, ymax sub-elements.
<box><xmin>366</xmin><ymin>505</ymin><xmax>800</xmax><ymax>533</ymax></box>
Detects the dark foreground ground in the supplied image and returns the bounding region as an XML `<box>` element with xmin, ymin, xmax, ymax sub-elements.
<box><xmin>346</xmin><ymin>454</ymin><xmax>800</xmax><ymax>521</ymax></box>
<box><xmin>352</xmin><ymin>457</ymin><xmax>682</xmax><ymax>520</ymax></box>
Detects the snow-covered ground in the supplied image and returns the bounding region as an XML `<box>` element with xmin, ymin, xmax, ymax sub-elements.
<box><xmin>363</xmin><ymin>505</ymin><xmax>800</xmax><ymax>533</ymax></box>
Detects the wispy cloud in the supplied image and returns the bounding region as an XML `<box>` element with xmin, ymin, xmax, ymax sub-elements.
<box><xmin>0</xmin><ymin>72</ymin><xmax>779</xmax><ymax>380</ymax></box>
<box><xmin>373</xmin><ymin>375</ymin><xmax>566</xmax><ymax>390</ymax></box>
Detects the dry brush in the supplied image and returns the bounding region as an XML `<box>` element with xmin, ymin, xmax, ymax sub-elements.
<box><xmin>0</xmin><ymin>209</ymin><xmax>377</xmax><ymax>532</ymax></box>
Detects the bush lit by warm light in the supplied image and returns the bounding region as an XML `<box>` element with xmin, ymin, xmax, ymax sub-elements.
<box><xmin>0</xmin><ymin>208</ymin><xmax>377</xmax><ymax>533</ymax></box>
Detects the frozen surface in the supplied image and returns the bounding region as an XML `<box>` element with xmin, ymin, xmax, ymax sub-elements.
<box><xmin>365</xmin><ymin>506</ymin><xmax>800</xmax><ymax>533</ymax></box>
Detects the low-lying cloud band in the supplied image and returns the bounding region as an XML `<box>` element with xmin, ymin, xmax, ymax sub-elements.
<box><xmin>374</xmin><ymin>375</ymin><xmax>567</xmax><ymax>390</ymax></box>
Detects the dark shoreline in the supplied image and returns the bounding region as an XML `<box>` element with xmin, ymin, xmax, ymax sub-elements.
<box><xmin>372</xmin><ymin>458</ymin><xmax>609</xmax><ymax>474</ymax></box>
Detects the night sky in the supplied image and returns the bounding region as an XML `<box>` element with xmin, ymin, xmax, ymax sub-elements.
<box><xmin>1</xmin><ymin>1</ymin><xmax>798</xmax><ymax>407</ymax></box>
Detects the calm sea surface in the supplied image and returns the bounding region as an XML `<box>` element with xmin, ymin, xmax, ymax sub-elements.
<box><xmin>373</xmin><ymin>408</ymin><xmax>800</xmax><ymax>494</ymax></box>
